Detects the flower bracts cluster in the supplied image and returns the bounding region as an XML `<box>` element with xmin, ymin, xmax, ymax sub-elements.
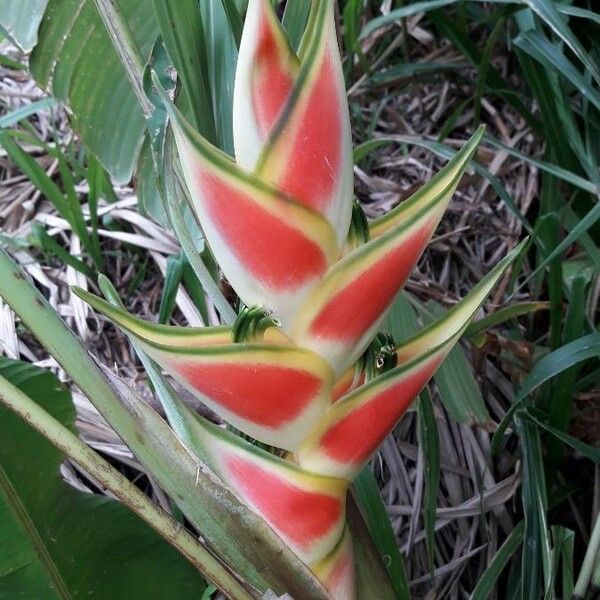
<box><xmin>76</xmin><ymin>1</ymin><xmax>521</xmax><ymax>597</ymax></box>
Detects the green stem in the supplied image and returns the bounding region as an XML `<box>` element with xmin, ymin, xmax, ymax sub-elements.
<box><xmin>574</xmin><ymin>512</ymin><xmax>600</xmax><ymax>598</ymax></box>
<box><xmin>0</xmin><ymin>372</ymin><xmax>251</xmax><ymax>600</ymax></box>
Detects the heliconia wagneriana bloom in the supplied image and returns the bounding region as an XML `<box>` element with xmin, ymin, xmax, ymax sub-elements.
<box><xmin>76</xmin><ymin>1</ymin><xmax>523</xmax><ymax>597</ymax></box>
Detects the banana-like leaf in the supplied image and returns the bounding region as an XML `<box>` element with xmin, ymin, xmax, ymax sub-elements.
<box><xmin>0</xmin><ymin>357</ymin><xmax>207</xmax><ymax>599</ymax></box>
<box><xmin>73</xmin><ymin>288</ymin><xmax>334</xmax><ymax>451</ymax></box>
<box><xmin>157</xmin><ymin>83</ymin><xmax>339</xmax><ymax>328</ymax></box>
<box><xmin>0</xmin><ymin>0</ymin><xmax>47</xmax><ymax>52</ymax></box>
<box><xmin>312</xmin><ymin>527</ymin><xmax>356</xmax><ymax>600</ymax></box>
<box><xmin>254</xmin><ymin>0</ymin><xmax>354</xmax><ymax>246</ymax></box>
<box><xmin>233</xmin><ymin>0</ymin><xmax>299</xmax><ymax>169</ymax></box>
<box><xmin>297</xmin><ymin>241</ymin><xmax>524</xmax><ymax>480</ymax></box>
<box><xmin>291</xmin><ymin>127</ymin><xmax>485</xmax><ymax>376</ymax></box>
<box><xmin>29</xmin><ymin>0</ymin><xmax>159</xmax><ymax>183</ymax></box>
<box><xmin>187</xmin><ymin>417</ymin><xmax>348</xmax><ymax>566</ymax></box>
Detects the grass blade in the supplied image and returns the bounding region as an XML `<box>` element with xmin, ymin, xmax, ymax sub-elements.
<box><xmin>470</xmin><ymin>522</ymin><xmax>524</xmax><ymax>600</ymax></box>
<box><xmin>352</xmin><ymin>468</ymin><xmax>411</xmax><ymax>599</ymax></box>
<box><xmin>514</xmin><ymin>31</ymin><xmax>600</xmax><ymax>113</ymax></box>
<box><xmin>517</xmin><ymin>417</ymin><xmax>552</xmax><ymax>599</ymax></box>
<box><xmin>465</xmin><ymin>302</ymin><xmax>549</xmax><ymax>342</ymax></box>
<box><xmin>524</xmin><ymin>410</ymin><xmax>600</xmax><ymax>463</ymax></box>
<box><xmin>0</xmin><ymin>98</ymin><xmax>57</xmax><ymax>128</ymax></box>
<box><xmin>417</xmin><ymin>389</ymin><xmax>440</xmax><ymax>578</ymax></box>
<box><xmin>522</xmin><ymin>0</ymin><xmax>600</xmax><ymax>85</ymax></box>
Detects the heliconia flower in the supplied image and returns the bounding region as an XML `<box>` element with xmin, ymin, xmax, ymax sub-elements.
<box><xmin>77</xmin><ymin>1</ymin><xmax>525</xmax><ymax>596</ymax></box>
<box><xmin>164</xmin><ymin>102</ymin><xmax>339</xmax><ymax>329</ymax></box>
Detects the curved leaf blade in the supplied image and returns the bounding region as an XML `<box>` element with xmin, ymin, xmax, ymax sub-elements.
<box><xmin>0</xmin><ymin>357</ymin><xmax>206</xmax><ymax>599</ymax></box>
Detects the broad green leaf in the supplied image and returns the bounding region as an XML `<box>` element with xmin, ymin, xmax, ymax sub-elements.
<box><xmin>0</xmin><ymin>357</ymin><xmax>205</xmax><ymax>599</ymax></box>
<box><xmin>0</xmin><ymin>0</ymin><xmax>47</xmax><ymax>51</ymax></box>
<box><xmin>29</xmin><ymin>0</ymin><xmax>160</xmax><ymax>183</ymax></box>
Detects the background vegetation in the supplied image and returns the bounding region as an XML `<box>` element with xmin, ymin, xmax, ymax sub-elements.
<box><xmin>0</xmin><ymin>0</ymin><xmax>599</xmax><ymax>598</ymax></box>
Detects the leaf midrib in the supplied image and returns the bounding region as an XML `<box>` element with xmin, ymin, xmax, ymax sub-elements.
<box><xmin>0</xmin><ymin>462</ymin><xmax>72</xmax><ymax>599</ymax></box>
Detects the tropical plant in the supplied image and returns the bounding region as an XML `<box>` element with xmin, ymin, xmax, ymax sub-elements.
<box><xmin>0</xmin><ymin>0</ymin><xmax>528</xmax><ymax>598</ymax></box>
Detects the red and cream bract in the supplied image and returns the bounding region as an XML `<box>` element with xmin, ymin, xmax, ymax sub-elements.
<box><xmin>77</xmin><ymin>1</ymin><xmax>523</xmax><ymax>597</ymax></box>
